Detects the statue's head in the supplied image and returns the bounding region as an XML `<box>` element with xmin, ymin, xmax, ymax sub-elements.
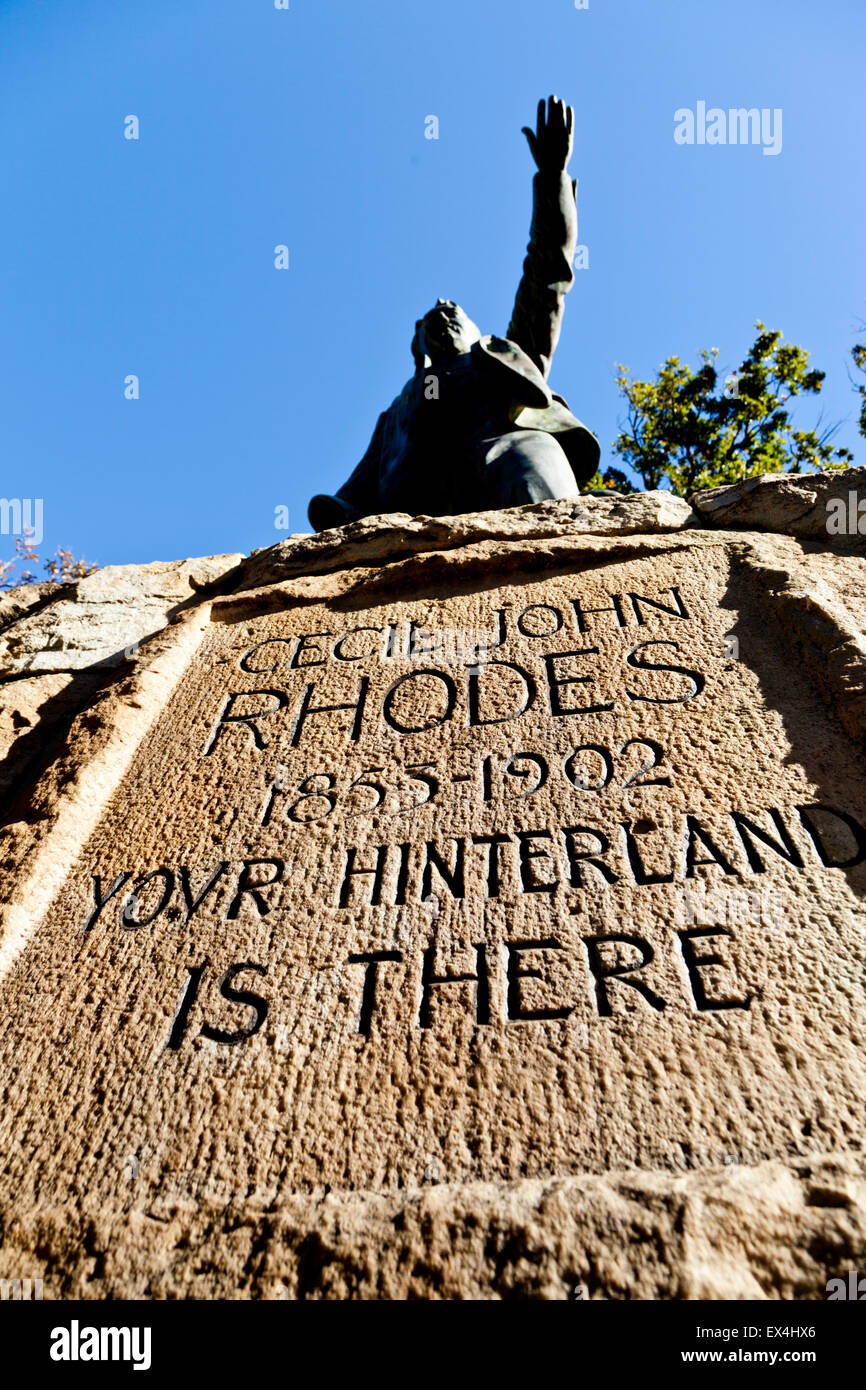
<box><xmin>411</xmin><ymin>299</ymin><xmax>482</xmax><ymax>368</ymax></box>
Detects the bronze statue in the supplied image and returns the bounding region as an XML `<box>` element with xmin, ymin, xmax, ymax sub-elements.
<box><xmin>308</xmin><ymin>97</ymin><xmax>600</xmax><ymax>531</ymax></box>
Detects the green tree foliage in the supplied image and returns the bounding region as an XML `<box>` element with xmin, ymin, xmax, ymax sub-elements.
<box><xmin>851</xmin><ymin>341</ymin><xmax>866</xmax><ymax>439</ymax></box>
<box><xmin>582</xmin><ymin>465</ymin><xmax>634</xmax><ymax>494</ymax></box>
<box><xmin>596</xmin><ymin>323</ymin><xmax>853</xmax><ymax>497</ymax></box>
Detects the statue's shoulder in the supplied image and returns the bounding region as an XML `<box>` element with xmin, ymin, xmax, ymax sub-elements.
<box><xmin>471</xmin><ymin>335</ymin><xmax>551</xmax><ymax>409</ymax></box>
<box><xmin>383</xmin><ymin>372</ymin><xmax>424</xmax><ymax>416</ymax></box>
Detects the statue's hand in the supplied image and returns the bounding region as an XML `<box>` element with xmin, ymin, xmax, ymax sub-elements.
<box><xmin>521</xmin><ymin>95</ymin><xmax>574</xmax><ymax>174</ymax></box>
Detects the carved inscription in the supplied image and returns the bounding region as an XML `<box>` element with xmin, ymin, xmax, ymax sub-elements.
<box><xmin>75</xmin><ymin>579</ymin><xmax>866</xmax><ymax>1059</ymax></box>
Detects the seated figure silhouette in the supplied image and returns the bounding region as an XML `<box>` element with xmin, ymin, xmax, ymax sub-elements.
<box><xmin>308</xmin><ymin>97</ymin><xmax>600</xmax><ymax>532</ymax></box>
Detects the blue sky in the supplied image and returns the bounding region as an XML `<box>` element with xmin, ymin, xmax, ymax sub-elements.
<box><xmin>1</xmin><ymin>0</ymin><xmax>864</xmax><ymax>568</ymax></box>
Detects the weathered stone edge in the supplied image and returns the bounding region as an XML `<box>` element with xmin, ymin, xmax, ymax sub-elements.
<box><xmin>691</xmin><ymin>466</ymin><xmax>866</xmax><ymax>538</ymax></box>
<box><xmin>237</xmin><ymin>491</ymin><xmax>698</xmax><ymax>589</ymax></box>
<box><xmin>0</xmin><ymin>609</ymin><xmax>214</xmax><ymax>978</ymax></box>
<box><xmin>1</xmin><ymin>1153</ymin><xmax>863</xmax><ymax>1300</ymax></box>
<box><xmin>731</xmin><ymin>535</ymin><xmax>866</xmax><ymax>746</ymax></box>
<box><xmin>238</xmin><ymin>468</ymin><xmax>866</xmax><ymax>589</ymax></box>
<box><xmin>2</xmin><ymin>471</ymin><xmax>864</xmax><ymax>681</ymax></box>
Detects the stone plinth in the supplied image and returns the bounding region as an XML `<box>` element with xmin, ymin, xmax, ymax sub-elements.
<box><xmin>2</xmin><ymin>474</ymin><xmax>866</xmax><ymax>1299</ymax></box>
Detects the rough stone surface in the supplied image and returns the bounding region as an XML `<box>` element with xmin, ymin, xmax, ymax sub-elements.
<box><xmin>241</xmin><ymin>491</ymin><xmax>696</xmax><ymax>590</ymax></box>
<box><xmin>1</xmin><ymin>1156</ymin><xmax>862</xmax><ymax>1300</ymax></box>
<box><xmin>0</xmin><ymin>553</ymin><xmax>244</xmax><ymax>675</ymax></box>
<box><xmin>0</xmin><ymin>555</ymin><xmax>244</xmax><ymax>818</ymax></box>
<box><xmin>1</xmin><ymin>474</ymin><xmax>865</xmax><ymax>1301</ymax></box>
<box><xmin>692</xmin><ymin>467</ymin><xmax>866</xmax><ymax>539</ymax></box>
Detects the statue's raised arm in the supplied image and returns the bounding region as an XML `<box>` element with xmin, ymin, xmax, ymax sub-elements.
<box><xmin>308</xmin><ymin>95</ymin><xmax>599</xmax><ymax>532</ymax></box>
<box><xmin>507</xmin><ymin>96</ymin><xmax>578</xmax><ymax>381</ymax></box>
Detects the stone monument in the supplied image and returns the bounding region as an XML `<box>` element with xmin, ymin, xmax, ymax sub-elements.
<box><xmin>1</xmin><ymin>471</ymin><xmax>866</xmax><ymax>1298</ymax></box>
